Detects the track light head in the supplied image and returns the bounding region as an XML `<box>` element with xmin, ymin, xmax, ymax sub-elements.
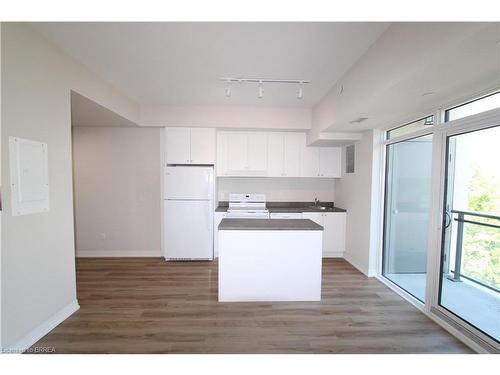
<box><xmin>225</xmin><ymin>79</ymin><xmax>231</xmax><ymax>98</ymax></box>
<box><xmin>258</xmin><ymin>81</ymin><xmax>263</xmax><ymax>99</ymax></box>
<box><xmin>297</xmin><ymin>81</ymin><xmax>303</xmax><ymax>100</ymax></box>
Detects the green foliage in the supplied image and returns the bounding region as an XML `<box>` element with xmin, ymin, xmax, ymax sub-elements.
<box><xmin>462</xmin><ymin>163</ymin><xmax>500</xmax><ymax>289</ymax></box>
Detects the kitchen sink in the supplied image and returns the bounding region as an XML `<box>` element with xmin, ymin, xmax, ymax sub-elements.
<box><xmin>308</xmin><ymin>206</ymin><xmax>328</xmax><ymax>210</ymax></box>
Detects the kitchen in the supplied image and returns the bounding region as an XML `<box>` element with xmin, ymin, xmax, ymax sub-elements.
<box><xmin>162</xmin><ymin>127</ymin><xmax>347</xmax><ymax>301</ymax></box>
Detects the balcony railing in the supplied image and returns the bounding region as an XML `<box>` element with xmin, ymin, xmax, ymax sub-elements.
<box><xmin>447</xmin><ymin>209</ymin><xmax>500</xmax><ymax>293</ymax></box>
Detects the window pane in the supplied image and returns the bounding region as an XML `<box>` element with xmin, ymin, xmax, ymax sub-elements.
<box><xmin>382</xmin><ymin>134</ymin><xmax>433</xmax><ymax>302</ymax></box>
<box><xmin>445</xmin><ymin>91</ymin><xmax>500</xmax><ymax>122</ymax></box>
<box><xmin>387</xmin><ymin>116</ymin><xmax>434</xmax><ymax>140</ymax></box>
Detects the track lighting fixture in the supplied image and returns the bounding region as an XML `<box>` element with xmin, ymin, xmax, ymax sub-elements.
<box><xmin>297</xmin><ymin>81</ymin><xmax>303</xmax><ymax>100</ymax></box>
<box><xmin>220</xmin><ymin>77</ymin><xmax>310</xmax><ymax>100</ymax></box>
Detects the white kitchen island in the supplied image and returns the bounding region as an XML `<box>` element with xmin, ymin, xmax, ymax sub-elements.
<box><xmin>218</xmin><ymin>218</ymin><xmax>323</xmax><ymax>302</ymax></box>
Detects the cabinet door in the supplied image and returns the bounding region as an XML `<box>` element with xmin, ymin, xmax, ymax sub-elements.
<box><xmin>165</xmin><ymin>127</ymin><xmax>191</xmax><ymax>164</ymax></box>
<box><xmin>301</xmin><ymin>146</ymin><xmax>320</xmax><ymax>177</ymax></box>
<box><xmin>319</xmin><ymin>147</ymin><xmax>342</xmax><ymax>178</ymax></box>
<box><xmin>190</xmin><ymin>128</ymin><xmax>215</xmax><ymax>164</ymax></box>
<box><xmin>302</xmin><ymin>212</ymin><xmax>324</xmax><ymax>226</ymax></box>
<box><xmin>216</xmin><ymin>132</ymin><xmax>228</xmax><ymax>176</ymax></box>
<box><xmin>283</xmin><ymin>133</ymin><xmax>302</xmax><ymax>177</ymax></box>
<box><xmin>267</xmin><ymin>133</ymin><xmax>284</xmax><ymax>177</ymax></box>
<box><xmin>247</xmin><ymin>133</ymin><xmax>268</xmax><ymax>175</ymax></box>
<box><xmin>226</xmin><ymin>132</ymin><xmax>248</xmax><ymax>174</ymax></box>
<box><xmin>323</xmin><ymin>212</ymin><xmax>346</xmax><ymax>257</ymax></box>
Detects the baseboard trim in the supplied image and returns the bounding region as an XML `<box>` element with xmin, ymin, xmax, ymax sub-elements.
<box><xmin>76</xmin><ymin>250</ymin><xmax>161</xmax><ymax>257</ymax></box>
<box><xmin>7</xmin><ymin>300</ymin><xmax>79</xmax><ymax>353</ymax></box>
<box><xmin>343</xmin><ymin>252</ymin><xmax>370</xmax><ymax>277</ymax></box>
<box><xmin>323</xmin><ymin>251</ymin><xmax>344</xmax><ymax>258</ymax></box>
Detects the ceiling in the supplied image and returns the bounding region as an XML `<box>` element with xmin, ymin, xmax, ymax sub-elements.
<box><xmin>32</xmin><ymin>22</ymin><xmax>390</xmax><ymax>108</ymax></box>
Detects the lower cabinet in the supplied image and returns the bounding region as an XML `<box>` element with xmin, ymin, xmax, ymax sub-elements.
<box><xmin>302</xmin><ymin>212</ymin><xmax>346</xmax><ymax>257</ymax></box>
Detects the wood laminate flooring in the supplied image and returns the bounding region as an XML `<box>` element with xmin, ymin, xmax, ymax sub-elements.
<box><xmin>31</xmin><ymin>258</ymin><xmax>472</xmax><ymax>353</ymax></box>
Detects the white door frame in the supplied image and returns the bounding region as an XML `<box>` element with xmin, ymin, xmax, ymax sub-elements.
<box><xmin>377</xmin><ymin>107</ymin><xmax>500</xmax><ymax>353</ymax></box>
<box><xmin>426</xmin><ymin>107</ymin><xmax>500</xmax><ymax>352</ymax></box>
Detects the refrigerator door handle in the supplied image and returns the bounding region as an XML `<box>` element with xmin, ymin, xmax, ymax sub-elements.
<box><xmin>206</xmin><ymin>203</ymin><xmax>210</xmax><ymax>231</ymax></box>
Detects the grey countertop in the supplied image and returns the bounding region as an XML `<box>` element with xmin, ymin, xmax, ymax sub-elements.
<box><xmin>215</xmin><ymin>201</ymin><xmax>346</xmax><ymax>213</ymax></box>
<box><xmin>218</xmin><ymin>218</ymin><xmax>324</xmax><ymax>231</ymax></box>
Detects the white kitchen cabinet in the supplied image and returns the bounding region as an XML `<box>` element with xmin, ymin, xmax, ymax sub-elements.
<box><xmin>267</xmin><ymin>133</ymin><xmax>284</xmax><ymax>177</ymax></box>
<box><xmin>217</xmin><ymin>132</ymin><xmax>268</xmax><ymax>176</ymax></box>
<box><xmin>165</xmin><ymin>127</ymin><xmax>215</xmax><ymax>165</ymax></box>
<box><xmin>301</xmin><ymin>146</ymin><xmax>320</xmax><ymax>177</ymax></box>
<box><xmin>319</xmin><ymin>147</ymin><xmax>342</xmax><ymax>178</ymax></box>
<box><xmin>226</xmin><ymin>132</ymin><xmax>247</xmax><ymax>173</ymax></box>
<box><xmin>217</xmin><ymin>130</ymin><xmax>340</xmax><ymax>178</ymax></box>
<box><xmin>283</xmin><ymin>133</ymin><xmax>302</xmax><ymax>177</ymax></box>
<box><xmin>302</xmin><ymin>212</ymin><xmax>346</xmax><ymax>257</ymax></box>
<box><xmin>300</xmin><ymin>142</ymin><xmax>341</xmax><ymax>178</ymax></box>
<box><xmin>247</xmin><ymin>133</ymin><xmax>268</xmax><ymax>174</ymax></box>
<box><xmin>214</xmin><ymin>211</ymin><xmax>227</xmax><ymax>258</ymax></box>
<box><xmin>267</xmin><ymin>132</ymin><xmax>301</xmax><ymax>177</ymax></box>
<box><xmin>165</xmin><ymin>127</ymin><xmax>191</xmax><ymax>164</ymax></box>
<box><xmin>190</xmin><ymin>128</ymin><xmax>216</xmax><ymax>164</ymax></box>
<box><xmin>323</xmin><ymin>212</ymin><xmax>346</xmax><ymax>256</ymax></box>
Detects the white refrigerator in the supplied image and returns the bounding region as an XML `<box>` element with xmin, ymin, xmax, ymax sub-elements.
<box><xmin>163</xmin><ymin>166</ymin><xmax>214</xmax><ymax>260</ymax></box>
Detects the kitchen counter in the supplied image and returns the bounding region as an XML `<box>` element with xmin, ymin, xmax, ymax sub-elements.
<box><xmin>215</xmin><ymin>201</ymin><xmax>346</xmax><ymax>213</ymax></box>
<box><xmin>218</xmin><ymin>218</ymin><xmax>323</xmax><ymax>231</ymax></box>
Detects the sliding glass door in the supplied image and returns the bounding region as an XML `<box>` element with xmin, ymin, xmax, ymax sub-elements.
<box><xmin>382</xmin><ymin>134</ymin><xmax>433</xmax><ymax>302</ymax></box>
<box><xmin>439</xmin><ymin>125</ymin><xmax>500</xmax><ymax>342</ymax></box>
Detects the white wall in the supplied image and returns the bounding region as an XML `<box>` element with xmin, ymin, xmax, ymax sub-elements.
<box><xmin>217</xmin><ymin>177</ymin><xmax>335</xmax><ymax>203</ymax></box>
<box><xmin>335</xmin><ymin>130</ymin><xmax>381</xmax><ymax>276</ymax></box>
<box><xmin>140</xmin><ymin>105</ymin><xmax>312</xmax><ymax>130</ymax></box>
<box><xmin>72</xmin><ymin>127</ymin><xmax>161</xmax><ymax>257</ymax></box>
<box><xmin>1</xmin><ymin>23</ymin><xmax>139</xmax><ymax>349</ymax></box>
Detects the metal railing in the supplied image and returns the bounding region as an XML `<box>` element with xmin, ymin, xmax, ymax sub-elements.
<box><xmin>448</xmin><ymin>209</ymin><xmax>500</xmax><ymax>292</ymax></box>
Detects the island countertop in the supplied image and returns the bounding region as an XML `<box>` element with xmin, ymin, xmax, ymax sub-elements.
<box><xmin>218</xmin><ymin>218</ymin><xmax>324</xmax><ymax>231</ymax></box>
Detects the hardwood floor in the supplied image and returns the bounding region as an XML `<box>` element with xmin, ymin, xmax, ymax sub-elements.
<box><xmin>31</xmin><ymin>258</ymin><xmax>472</xmax><ymax>353</ymax></box>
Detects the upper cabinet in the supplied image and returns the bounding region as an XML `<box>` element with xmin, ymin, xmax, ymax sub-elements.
<box><xmin>268</xmin><ymin>132</ymin><xmax>302</xmax><ymax>177</ymax></box>
<box><xmin>319</xmin><ymin>147</ymin><xmax>341</xmax><ymax>178</ymax></box>
<box><xmin>165</xmin><ymin>127</ymin><xmax>215</xmax><ymax>165</ymax></box>
<box><xmin>217</xmin><ymin>132</ymin><xmax>268</xmax><ymax>176</ymax></box>
<box><xmin>217</xmin><ymin>130</ymin><xmax>341</xmax><ymax>178</ymax></box>
<box><xmin>300</xmin><ymin>137</ymin><xmax>341</xmax><ymax>178</ymax></box>
<box><xmin>300</xmin><ymin>139</ymin><xmax>320</xmax><ymax>178</ymax></box>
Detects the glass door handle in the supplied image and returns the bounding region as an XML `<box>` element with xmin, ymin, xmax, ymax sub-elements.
<box><xmin>444</xmin><ymin>211</ymin><xmax>452</xmax><ymax>229</ymax></box>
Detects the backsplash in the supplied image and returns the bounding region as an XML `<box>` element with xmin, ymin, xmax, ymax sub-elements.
<box><xmin>217</xmin><ymin>177</ymin><xmax>335</xmax><ymax>202</ymax></box>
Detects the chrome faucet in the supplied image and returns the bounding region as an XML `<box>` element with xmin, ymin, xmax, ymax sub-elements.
<box><xmin>314</xmin><ymin>198</ymin><xmax>320</xmax><ymax>206</ymax></box>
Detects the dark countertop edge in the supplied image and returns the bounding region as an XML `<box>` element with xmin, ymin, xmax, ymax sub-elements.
<box><xmin>218</xmin><ymin>218</ymin><xmax>324</xmax><ymax>231</ymax></box>
<box><xmin>215</xmin><ymin>201</ymin><xmax>346</xmax><ymax>213</ymax></box>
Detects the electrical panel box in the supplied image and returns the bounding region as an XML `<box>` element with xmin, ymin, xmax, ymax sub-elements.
<box><xmin>9</xmin><ymin>136</ymin><xmax>50</xmax><ymax>216</ymax></box>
